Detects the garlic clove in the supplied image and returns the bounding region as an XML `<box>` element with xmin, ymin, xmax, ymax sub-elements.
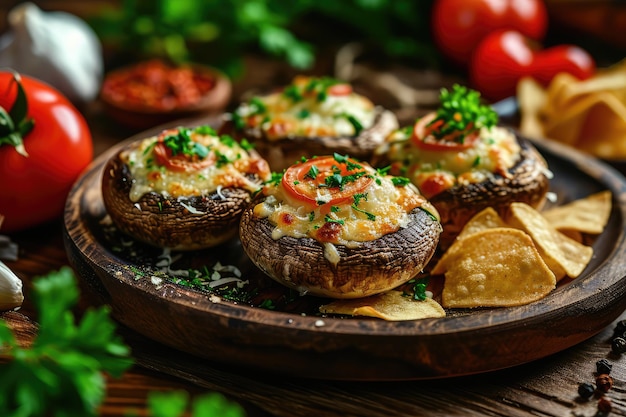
<box><xmin>0</xmin><ymin>261</ymin><xmax>24</xmax><ymax>311</ymax></box>
<box><xmin>0</xmin><ymin>2</ymin><xmax>104</xmax><ymax>104</ymax></box>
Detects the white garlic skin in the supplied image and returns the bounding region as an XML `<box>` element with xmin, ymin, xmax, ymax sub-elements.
<box><xmin>0</xmin><ymin>261</ymin><xmax>24</xmax><ymax>311</ymax></box>
<box><xmin>0</xmin><ymin>2</ymin><xmax>104</xmax><ymax>104</ymax></box>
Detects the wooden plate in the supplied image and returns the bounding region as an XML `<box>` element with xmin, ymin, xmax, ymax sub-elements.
<box><xmin>63</xmin><ymin>123</ymin><xmax>626</xmax><ymax>381</ymax></box>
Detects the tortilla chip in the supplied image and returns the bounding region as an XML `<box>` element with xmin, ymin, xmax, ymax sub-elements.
<box><xmin>319</xmin><ymin>291</ymin><xmax>445</xmax><ymax>321</ymax></box>
<box><xmin>507</xmin><ymin>202</ymin><xmax>593</xmax><ymax>279</ymax></box>
<box><xmin>457</xmin><ymin>207</ymin><xmax>507</xmax><ymax>240</ymax></box>
<box><xmin>437</xmin><ymin>228</ymin><xmax>556</xmax><ymax>308</ymax></box>
<box><xmin>541</xmin><ymin>191</ymin><xmax>612</xmax><ymax>235</ymax></box>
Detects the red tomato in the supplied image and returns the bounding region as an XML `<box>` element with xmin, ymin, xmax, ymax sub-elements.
<box><xmin>469</xmin><ymin>30</ymin><xmax>596</xmax><ymax>100</ymax></box>
<box><xmin>0</xmin><ymin>72</ymin><xmax>93</xmax><ymax>233</ymax></box>
<box><xmin>281</xmin><ymin>155</ymin><xmax>373</xmax><ymax>212</ymax></box>
<box><xmin>432</xmin><ymin>0</ymin><xmax>548</xmax><ymax>66</ymax></box>
<box><xmin>327</xmin><ymin>83</ymin><xmax>353</xmax><ymax>96</ymax></box>
<box><xmin>153</xmin><ymin>129</ymin><xmax>215</xmax><ymax>173</ymax></box>
<box><xmin>412</xmin><ymin>113</ymin><xmax>479</xmax><ymax>152</ymax></box>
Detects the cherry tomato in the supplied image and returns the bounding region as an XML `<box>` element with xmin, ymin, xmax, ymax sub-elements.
<box><xmin>412</xmin><ymin>113</ymin><xmax>479</xmax><ymax>152</ymax></box>
<box><xmin>469</xmin><ymin>30</ymin><xmax>596</xmax><ymax>101</ymax></box>
<box><xmin>281</xmin><ymin>155</ymin><xmax>373</xmax><ymax>212</ymax></box>
<box><xmin>432</xmin><ymin>0</ymin><xmax>548</xmax><ymax>66</ymax></box>
<box><xmin>0</xmin><ymin>72</ymin><xmax>93</xmax><ymax>233</ymax></box>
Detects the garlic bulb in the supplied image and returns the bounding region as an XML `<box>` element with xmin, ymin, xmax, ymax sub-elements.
<box><xmin>0</xmin><ymin>261</ymin><xmax>24</xmax><ymax>311</ymax></box>
<box><xmin>0</xmin><ymin>2</ymin><xmax>104</xmax><ymax>104</ymax></box>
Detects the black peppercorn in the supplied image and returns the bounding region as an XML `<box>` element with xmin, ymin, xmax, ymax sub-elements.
<box><xmin>596</xmin><ymin>358</ymin><xmax>612</xmax><ymax>375</ymax></box>
<box><xmin>611</xmin><ymin>336</ymin><xmax>626</xmax><ymax>354</ymax></box>
<box><xmin>613</xmin><ymin>319</ymin><xmax>626</xmax><ymax>337</ymax></box>
<box><xmin>578</xmin><ymin>382</ymin><xmax>595</xmax><ymax>399</ymax></box>
<box><xmin>598</xmin><ymin>396</ymin><xmax>612</xmax><ymax>413</ymax></box>
<box><xmin>595</xmin><ymin>374</ymin><xmax>613</xmax><ymax>393</ymax></box>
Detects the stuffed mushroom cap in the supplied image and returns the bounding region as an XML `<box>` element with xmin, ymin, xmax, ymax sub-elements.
<box><xmin>375</xmin><ymin>85</ymin><xmax>550</xmax><ymax>248</ymax></box>
<box><xmin>219</xmin><ymin>75</ymin><xmax>398</xmax><ymax>172</ymax></box>
<box><xmin>239</xmin><ymin>153</ymin><xmax>442</xmax><ymax>299</ymax></box>
<box><xmin>101</xmin><ymin>125</ymin><xmax>271</xmax><ymax>250</ymax></box>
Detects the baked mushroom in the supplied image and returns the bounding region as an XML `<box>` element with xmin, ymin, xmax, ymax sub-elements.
<box><xmin>219</xmin><ymin>75</ymin><xmax>398</xmax><ymax>172</ymax></box>
<box><xmin>101</xmin><ymin>125</ymin><xmax>271</xmax><ymax>250</ymax></box>
<box><xmin>239</xmin><ymin>153</ymin><xmax>442</xmax><ymax>299</ymax></box>
<box><xmin>374</xmin><ymin>84</ymin><xmax>550</xmax><ymax>248</ymax></box>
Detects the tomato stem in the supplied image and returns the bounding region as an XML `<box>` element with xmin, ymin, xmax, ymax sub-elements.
<box><xmin>0</xmin><ymin>70</ymin><xmax>35</xmax><ymax>157</ymax></box>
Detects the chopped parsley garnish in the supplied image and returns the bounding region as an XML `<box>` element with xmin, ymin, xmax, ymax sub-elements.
<box><xmin>219</xmin><ymin>134</ymin><xmax>237</xmax><ymax>147</ymax></box>
<box><xmin>340</xmin><ymin>113</ymin><xmax>364</xmax><ymax>136</ymax></box>
<box><xmin>163</xmin><ymin>128</ymin><xmax>209</xmax><ymax>159</ymax></box>
<box><xmin>391</xmin><ymin>176</ymin><xmax>411</xmax><ymax>186</ymax></box>
<box><xmin>324</xmin><ymin>215</ymin><xmax>345</xmax><ymax>225</ymax></box>
<box><xmin>376</xmin><ymin>166</ymin><xmax>391</xmax><ymax>176</ymax></box>
<box><xmin>283</xmin><ymin>85</ymin><xmax>304</xmax><ymax>102</ymax></box>
<box><xmin>330</xmin><ymin>205</ymin><xmax>340</xmax><ymax>213</ymax></box>
<box><xmin>214</xmin><ymin>150</ymin><xmax>231</xmax><ymax>167</ymax></box>
<box><xmin>353</xmin><ymin>193</ymin><xmax>368</xmax><ymax>206</ymax></box>
<box><xmin>266</xmin><ymin>171</ymin><xmax>283</xmax><ymax>186</ymax></box>
<box><xmin>408</xmin><ymin>276</ymin><xmax>429</xmax><ymax>301</ymax></box>
<box><xmin>308</xmin><ymin>212</ymin><xmax>315</xmax><ymax>221</ymax></box>
<box><xmin>249</xmin><ymin>97</ymin><xmax>267</xmax><ymax>114</ymax></box>
<box><xmin>352</xmin><ymin>204</ymin><xmax>376</xmax><ymax>221</ymax></box>
<box><xmin>333</xmin><ymin>153</ymin><xmax>362</xmax><ymax>171</ymax></box>
<box><xmin>430</xmin><ymin>84</ymin><xmax>498</xmax><ymax>142</ymax></box>
<box><xmin>472</xmin><ymin>155</ymin><xmax>481</xmax><ymax>167</ymax></box>
<box><xmin>194</xmin><ymin>125</ymin><xmax>217</xmax><ymax>136</ymax></box>
<box><xmin>240</xmin><ymin>138</ymin><xmax>254</xmax><ymax>150</ymax></box>
<box><xmin>297</xmin><ymin>109</ymin><xmax>311</xmax><ymax>119</ymax></box>
<box><xmin>305</xmin><ymin>165</ymin><xmax>319</xmax><ymax>179</ymax></box>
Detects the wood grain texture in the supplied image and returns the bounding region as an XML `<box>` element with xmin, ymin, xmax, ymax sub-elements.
<box><xmin>62</xmin><ymin>122</ymin><xmax>626</xmax><ymax>381</ymax></box>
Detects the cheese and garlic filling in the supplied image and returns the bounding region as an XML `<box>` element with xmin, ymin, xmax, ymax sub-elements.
<box><xmin>253</xmin><ymin>166</ymin><xmax>438</xmax><ymax>248</ymax></box>
<box><xmin>381</xmin><ymin>124</ymin><xmax>521</xmax><ymax>199</ymax></box>
<box><xmin>122</xmin><ymin>126</ymin><xmax>269</xmax><ymax>202</ymax></box>
<box><xmin>232</xmin><ymin>76</ymin><xmax>376</xmax><ymax>140</ymax></box>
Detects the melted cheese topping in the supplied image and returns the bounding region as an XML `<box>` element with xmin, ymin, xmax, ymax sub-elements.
<box><xmin>253</xmin><ymin>168</ymin><xmax>438</xmax><ymax>249</ymax></box>
<box><xmin>233</xmin><ymin>76</ymin><xmax>376</xmax><ymax>140</ymax></box>
<box><xmin>381</xmin><ymin>123</ymin><xmax>521</xmax><ymax>198</ymax></box>
<box><xmin>122</xmin><ymin>128</ymin><xmax>269</xmax><ymax>202</ymax></box>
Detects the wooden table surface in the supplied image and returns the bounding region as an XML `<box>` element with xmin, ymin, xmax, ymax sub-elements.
<box><xmin>3</xmin><ymin>80</ymin><xmax>626</xmax><ymax>417</ymax></box>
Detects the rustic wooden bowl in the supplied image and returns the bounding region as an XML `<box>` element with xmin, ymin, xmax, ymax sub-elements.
<box><xmin>100</xmin><ymin>61</ymin><xmax>232</xmax><ymax>130</ymax></box>
<box><xmin>63</xmin><ymin>122</ymin><xmax>626</xmax><ymax>381</ymax></box>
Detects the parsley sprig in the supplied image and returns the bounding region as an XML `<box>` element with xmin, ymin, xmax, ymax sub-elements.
<box><xmin>430</xmin><ymin>84</ymin><xmax>498</xmax><ymax>142</ymax></box>
<box><xmin>0</xmin><ymin>267</ymin><xmax>133</xmax><ymax>417</ymax></box>
<box><xmin>163</xmin><ymin>128</ymin><xmax>209</xmax><ymax>159</ymax></box>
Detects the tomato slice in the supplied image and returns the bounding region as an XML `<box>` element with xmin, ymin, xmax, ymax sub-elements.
<box><xmin>281</xmin><ymin>155</ymin><xmax>373</xmax><ymax>211</ymax></box>
<box><xmin>411</xmin><ymin>113</ymin><xmax>479</xmax><ymax>152</ymax></box>
<box><xmin>327</xmin><ymin>83</ymin><xmax>353</xmax><ymax>96</ymax></box>
<box><xmin>153</xmin><ymin>129</ymin><xmax>215</xmax><ymax>173</ymax></box>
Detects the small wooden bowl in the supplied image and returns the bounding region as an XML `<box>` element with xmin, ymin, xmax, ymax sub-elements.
<box><xmin>100</xmin><ymin>60</ymin><xmax>232</xmax><ymax>130</ymax></box>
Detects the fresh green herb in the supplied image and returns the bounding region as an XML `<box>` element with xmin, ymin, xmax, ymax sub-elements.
<box><xmin>391</xmin><ymin>177</ymin><xmax>411</xmax><ymax>186</ymax></box>
<box><xmin>258</xmin><ymin>299</ymin><xmax>276</xmax><ymax>310</ymax></box>
<box><xmin>308</xmin><ymin>212</ymin><xmax>315</xmax><ymax>221</ymax></box>
<box><xmin>283</xmin><ymin>85</ymin><xmax>304</xmax><ymax>102</ymax></box>
<box><xmin>132</xmin><ymin>390</ymin><xmax>246</xmax><ymax>417</ymax></box>
<box><xmin>408</xmin><ymin>276</ymin><xmax>429</xmax><ymax>301</ymax></box>
<box><xmin>266</xmin><ymin>171</ymin><xmax>283</xmax><ymax>186</ymax></box>
<box><xmin>194</xmin><ymin>125</ymin><xmax>217</xmax><ymax>136</ymax></box>
<box><xmin>351</xmin><ymin>204</ymin><xmax>376</xmax><ymax>221</ymax></box>
<box><xmin>158</xmin><ymin>201</ymin><xmax>163</xmax><ymax>211</ymax></box>
<box><xmin>297</xmin><ymin>109</ymin><xmax>311</xmax><ymax>119</ymax></box>
<box><xmin>333</xmin><ymin>153</ymin><xmax>362</xmax><ymax>171</ymax></box>
<box><xmin>420</xmin><ymin>207</ymin><xmax>439</xmax><ymax>222</ymax></box>
<box><xmin>340</xmin><ymin>113</ymin><xmax>363</xmax><ymax>136</ymax></box>
<box><xmin>430</xmin><ymin>84</ymin><xmax>498</xmax><ymax>142</ymax></box>
<box><xmin>353</xmin><ymin>193</ymin><xmax>368</xmax><ymax>206</ymax></box>
<box><xmin>472</xmin><ymin>156</ymin><xmax>481</xmax><ymax>167</ymax></box>
<box><xmin>376</xmin><ymin>166</ymin><xmax>391</xmax><ymax>176</ymax></box>
<box><xmin>305</xmin><ymin>165</ymin><xmax>319</xmax><ymax>179</ymax></box>
<box><xmin>249</xmin><ymin>97</ymin><xmax>267</xmax><ymax>114</ymax></box>
<box><xmin>293</xmin><ymin>180</ymin><xmax>300</xmax><ymax>185</ymax></box>
<box><xmin>219</xmin><ymin>134</ymin><xmax>237</xmax><ymax>147</ymax></box>
<box><xmin>239</xmin><ymin>138</ymin><xmax>254</xmax><ymax>150</ymax></box>
<box><xmin>163</xmin><ymin>128</ymin><xmax>209</xmax><ymax>159</ymax></box>
<box><xmin>0</xmin><ymin>267</ymin><xmax>133</xmax><ymax>417</ymax></box>
<box><xmin>324</xmin><ymin>215</ymin><xmax>345</xmax><ymax>225</ymax></box>
<box><xmin>215</xmin><ymin>151</ymin><xmax>231</xmax><ymax>167</ymax></box>
<box><xmin>330</xmin><ymin>205</ymin><xmax>340</xmax><ymax>213</ymax></box>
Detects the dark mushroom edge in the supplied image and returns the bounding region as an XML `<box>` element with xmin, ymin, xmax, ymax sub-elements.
<box><xmin>239</xmin><ymin>200</ymin><xmax>442</xmax><ymax>299</ymax></box>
